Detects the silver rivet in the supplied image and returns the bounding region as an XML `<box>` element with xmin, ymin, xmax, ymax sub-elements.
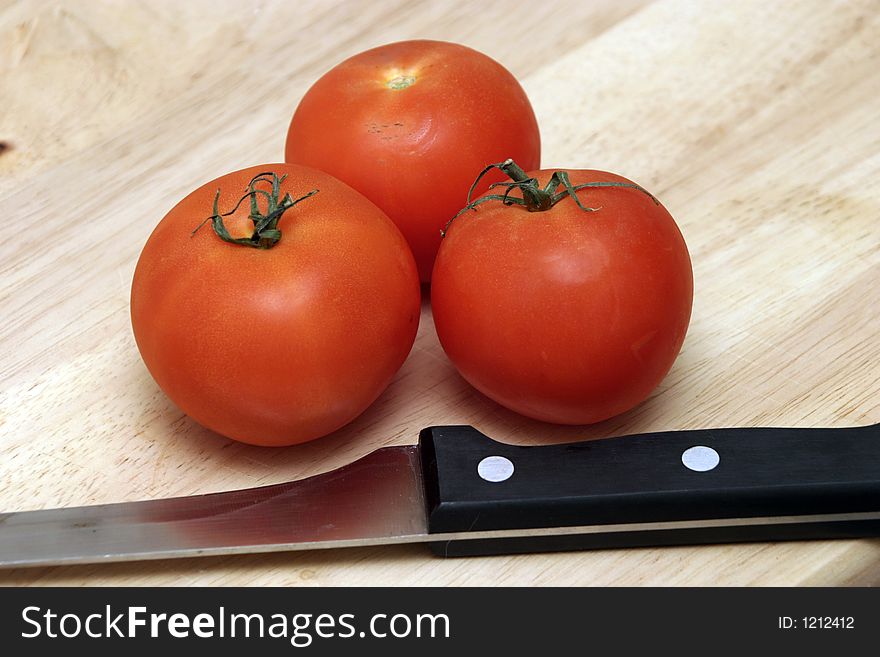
<box><xmin>477</xmin><ymin>456</ymin><xmax>514</xmax><ymax>482</ymax></box>
<box><xmin>681</xmin><ymin>446</ymin><xmax>720</xmax><ymax>472</ymax></box>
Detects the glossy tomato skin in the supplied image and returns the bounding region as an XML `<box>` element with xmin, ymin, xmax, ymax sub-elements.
<box><xmin>431</xmin><ymin>170</ymin><xmax>693</xmax><ymax>425</ymax></box>
<box><xmin>285</xmin><ymin>40</ymin><xmax>541</xmax><ymax>282</ymax></box>
<box><xmin>131</xmin><ymin>164</ymin><xmax>420</xmax><ymax>446</ymax></box>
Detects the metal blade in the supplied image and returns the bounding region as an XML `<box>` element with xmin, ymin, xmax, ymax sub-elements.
<box><xmin>0</xmin><ymin>446</ymin><xmax>428</xmax><ymax>568</ymax></box>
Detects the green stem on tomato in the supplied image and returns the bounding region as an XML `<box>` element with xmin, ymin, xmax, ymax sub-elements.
<box><xmin>191</xmin><ymin>172</ymin><xmax>319</xmax><ymax>249</ymax></box>
<box><xmin>441</xmin><ymin>158</ymin><xmax>660</xmax><ymax>237</ymax></box>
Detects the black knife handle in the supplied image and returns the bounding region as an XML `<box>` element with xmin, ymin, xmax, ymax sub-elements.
<box><xmin>417</xmin><ymin>424</ymin><xmax>880</xmax><ymax>557</ymax></box>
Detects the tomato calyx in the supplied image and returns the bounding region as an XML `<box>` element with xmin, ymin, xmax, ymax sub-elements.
<box><xmin>191</xmin><ymin>172</ymin><xmax>319</xmax><ymax>249</ymax></box>
<box><xmin>441</xmin><ymin>159</ymin><xmax>660</xmax><ymax>236</ymax></box>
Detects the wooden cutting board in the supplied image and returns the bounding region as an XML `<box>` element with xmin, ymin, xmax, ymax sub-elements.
<box><xmin>1</xmin><ymin>0</ymin><xmax>879</xmax><ymax>586</ymax></box>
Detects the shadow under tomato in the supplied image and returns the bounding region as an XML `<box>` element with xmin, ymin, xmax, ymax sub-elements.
<box><xmin>434</xmin><ymin>367</ymin><xmax>680</xmax><ymax>447</ymax></box>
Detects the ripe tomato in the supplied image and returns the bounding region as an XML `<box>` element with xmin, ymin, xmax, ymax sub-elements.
<box><xmin>285</xmin><ymin>40</ymin><xmax>541</xmax><ymax>282</ymax></box>
<box><xmin>431</xmin><ymin>163</ymin><xmax>693</xmax><ymax>425</ymax></box>
<box><xmin>131</xmin><ymin>164</ymin><xmax>420</xmax><ymax>446</ymax></box>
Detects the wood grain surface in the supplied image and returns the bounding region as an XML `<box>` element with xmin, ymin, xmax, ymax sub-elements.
<box><xmin>1</xmin><ymin>0</ymin><xmax>879</xmax><ymax>586</ymax></box>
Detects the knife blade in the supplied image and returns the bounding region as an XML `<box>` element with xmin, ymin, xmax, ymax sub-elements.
<box><xmin>1</xmin><ymin>424</ymin><xmax>879</xmax><ymax>567</ymax></box>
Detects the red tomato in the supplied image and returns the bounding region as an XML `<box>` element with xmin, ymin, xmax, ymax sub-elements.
<box><xmin>131</xmin><ymin>164</ymin><xmax>420</xmax><ymax>446</ymax></box>
<box><xmin>285</xmin><ymin>40</ymin><xmax>541</xmax><ymax>282</ymax></box>
<box><xmin>431</xmin><ymin>164</ymin><xmax>693</xmax><ymax>425</ymax></box>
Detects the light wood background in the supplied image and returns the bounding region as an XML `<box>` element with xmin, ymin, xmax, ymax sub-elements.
<box><xmin>1</xmin><ymin>0</ymin><xmax>879</xmax><ymax>586</ymax></box>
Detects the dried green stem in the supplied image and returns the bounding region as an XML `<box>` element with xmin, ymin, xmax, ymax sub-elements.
<box><xmin>442</xmin><ymin>158</ymin><xmax>660</xmax><ymax>236</ymax></box>
<box><xmin>191</xmin><ymin>172</ymin><xmax>319</xmax><ymax>249</ymax></box>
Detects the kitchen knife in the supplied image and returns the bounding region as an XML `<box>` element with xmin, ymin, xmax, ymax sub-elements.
<box><xmin>1</xmin><ymin>423</ymin><xmax>879</xmax><ymax>567</ymax></box>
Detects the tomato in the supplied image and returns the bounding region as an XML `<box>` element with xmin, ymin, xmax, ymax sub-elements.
<box><xmin>131</xmin><ymin>164</ymin><xmax>420</xmax><ymax>446</ymax></box>
<box><xmin>285</xmin><ymin>40</ymin><xmax>541</xmax><ymax>282</ymax></box>
<box><xmin>431</xmin><ymin>162</ymin><xmax>693</xmax><ymax>425</ymax></box>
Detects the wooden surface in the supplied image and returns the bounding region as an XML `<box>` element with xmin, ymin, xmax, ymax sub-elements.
<box><xmin>1</xmin><ymin>0</ymin><xmax>879</xmax><ymax>586</ymax></box>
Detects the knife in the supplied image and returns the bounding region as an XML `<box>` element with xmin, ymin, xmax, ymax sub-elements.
<box><xmin>1</xmin><ymin>424</ymin><xmax>879</xmax><ymax>567</ymax></box>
